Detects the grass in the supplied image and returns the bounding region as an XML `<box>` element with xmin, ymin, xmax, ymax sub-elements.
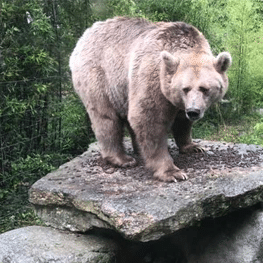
<box><xmin>1</xmin><ymin>112</ymin><xmax>263</xmax><ymax>234</ymax></box>
<box><xmin>193</xmin><ymin>110</ymin><xmax>263</xmax><ymax>146</ymax></box>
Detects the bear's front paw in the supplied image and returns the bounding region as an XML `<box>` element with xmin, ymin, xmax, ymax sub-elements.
<box><xmin>153</xmin><ymin>167</ymin><xmax>188</xmax><ymax>182</ymax></box>
<box><xmin>179</xmin><ymin>143</ymin><xmax>205</xmax><ymax>154</ymax></box>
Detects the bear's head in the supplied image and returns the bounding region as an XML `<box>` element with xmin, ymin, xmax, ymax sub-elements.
<box><xmin>160</xmin><ymin>50</ymin><xmax>232</xmax><ymax>121</ymax></box>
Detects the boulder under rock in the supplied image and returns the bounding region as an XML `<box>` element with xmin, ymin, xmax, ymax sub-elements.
<box><xmin>0</xmin><ymin>226</ymin><xmax>117</xmax><ymax>263</ymax></box>
<box><xmin>29</xmin><ymin>139</ymin><xmax>263</xmax><ymax>242</ymax></box>
<box><xmin>1</xmin><ymin>206</ymin><xmax>263</xmax><ymax>263</ymax></box>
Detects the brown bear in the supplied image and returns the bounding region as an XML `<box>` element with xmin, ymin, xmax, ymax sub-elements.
<box><xmin>70</xmin><ymin>17</ymin><xmax>232</xmax><ymax>182</ymax></box>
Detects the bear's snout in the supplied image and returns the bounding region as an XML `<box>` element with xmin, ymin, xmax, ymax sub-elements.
<box><xmin>186</xmin><ymin>108</ymin><xmax>201</xmax><ymax>121</ymax></box>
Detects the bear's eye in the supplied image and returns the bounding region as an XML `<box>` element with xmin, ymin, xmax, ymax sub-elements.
<box><xmin>199</xmin><ymin>86</ymin><xmax>209</xmax><ymax>95</ymax></box>
<box><xmin>183</xmin><ymin>87</ymin><xmax>191</xmax><ymax>94</ymax></box>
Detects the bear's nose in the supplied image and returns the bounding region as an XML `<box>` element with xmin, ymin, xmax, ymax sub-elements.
<box><xmin>186</xmin><ymin>108</ymin><xmax>201</xmax><ymax>121</ymax></box>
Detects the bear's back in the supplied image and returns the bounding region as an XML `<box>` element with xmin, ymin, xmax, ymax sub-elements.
<box><xmin>70</xmin><ymin>17</ymin><xmax>156</xmax><ymax>71</ymax></box>
<box><xmin>70</xmin><ymin>17</ymin><xmax>158</xmax><ymax>117</ymax></box>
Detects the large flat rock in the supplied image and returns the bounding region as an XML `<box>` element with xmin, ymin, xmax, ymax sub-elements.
<box><xmin>29</xmin><ymin>139</ymin><xmax>263</xmax><ymax>242</ymax></box>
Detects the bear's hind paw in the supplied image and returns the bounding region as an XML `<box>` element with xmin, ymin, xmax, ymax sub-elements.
<box><xmin>120</xmin><ymin>156</ymin><xmax>137</xmax><ymax>168</ymax></box>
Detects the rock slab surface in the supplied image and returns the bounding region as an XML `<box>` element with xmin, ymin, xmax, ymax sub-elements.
<box><xmin>0</xmin><ymin>226</ymin><xmax>117</xmax><ymax>263</ymax></box>
<box><xmin>29</xmin><ymin>139</ymin><xmax>263</xmax><ymax>242</ymax></box>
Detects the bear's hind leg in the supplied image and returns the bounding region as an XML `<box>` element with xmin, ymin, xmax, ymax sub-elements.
<box><xmin>89</xmin><ymin>107</ymin><xmax>136</xmax><ymax>168</ymax></box>
<box><xmin>125</xmin><ymin>120</ymin><xmax>140</xmax><ymax>155</ymax></box>
<box><xmin>79</xmin><ymin>66</ymin><xmax>136</xmax><ymax>168</ymax></box>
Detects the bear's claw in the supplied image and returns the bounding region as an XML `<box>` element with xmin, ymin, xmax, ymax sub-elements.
<box><xmin>154</xmin><ymin>169</ymin><xmax>188</xmax><ymax>183</ymax></box>
<box><xmin>194</xmin><ymin>146</ymin><xmax>205</xmax><ymax>153</ymax></box>
<box><xmin>179</xmin><ymin>143</ymin><xmax>205</xmax><ymax>154</ymax></box>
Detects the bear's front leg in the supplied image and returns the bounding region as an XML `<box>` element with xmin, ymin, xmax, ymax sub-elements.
<box><xmin>172</xmin><ymin>111</ymin><xmax>204</xmax><ymax>154</ymax></box>
<box><xmin>129</xmin><ymin>116</ymin><xmax>188</xmax><ymax>182</ymax></box>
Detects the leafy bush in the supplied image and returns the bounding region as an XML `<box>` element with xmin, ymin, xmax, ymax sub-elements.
<box><xmin>0</xmin><ymin>152</ymin><xmax>71</xmax><ymax>233</ymax></box>
<box><xmin>239</xmin><ymin>118</ymin><xmax>263</xmax><ymax>146</ymax></box>
<box><xmin>1</xmin><ymin>153</ymin><xmax>68</xmax><ymax>192</ymax></box>
<box><xmin>223</xmin><ymin>0</ymin><xmax>263</xmax><ymax>115</ymax></box>
<box><xmin>59</xmin><ymin>92</ymin><xmax>94</xmax><ymax>154</ymax></box>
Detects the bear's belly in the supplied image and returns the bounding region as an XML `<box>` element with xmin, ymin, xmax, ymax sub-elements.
<box><xmin>107</xmin><ymin>84</ymin><xmax>129</xmax><ymax>118</ymax></box>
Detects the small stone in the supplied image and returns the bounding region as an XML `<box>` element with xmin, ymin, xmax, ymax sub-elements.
<box><xmin>206</xmin><ymin>151</ymin><xmax>215</xmax><ymax>155</ymax></box>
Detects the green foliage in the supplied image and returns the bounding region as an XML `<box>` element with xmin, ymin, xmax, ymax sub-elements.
<box><xmin>238</xmin><ymin>117</ymin><xmax>263</xmax><ymax>146</ymax></box>
<box><xmin>1</xmin><ymin>0</ymin><xmax>263</xmax><ymax>234</ymax></box>
<box><xmin>133</xmin><ymin>0</ymin><xmax>191</xmax><ymax>22</ymax></box>
<box><xmin>192</xmin><ymin>120</ymin><xmax>216</xmax><ymax>140</ymax></box>
<box><xmin>254</xmin><ymin>122</ymin><xmax>263</xmax><ymax>135</ymax></box>
<box><xmin>59</xmin><ymin>92</ymin><xmax>94</xmax><ymax>154</ymax></box>
<box><xmin>10</xmin><ymin>154</ymin><xmax>55</xmax><ymax>183</ymax></box>
<box><xmin>0</xmin><ymin>152</ymin><xmax>71</xmax><ymax>234</ymax></box>
<box><xmin>193</xmin><ymin>113</ymin><xmax>263</xmax><ymax>147</ymax></box>
<box><xmin>0</xmin><ymin>0</ymin><xmax>94</xmax><ymax>233</ymax></box>
<box><xmin>208</xmin><ymin>125</ymin><xmax>240</xmax><ymax>142</ymax></box>
<box><xmin>223</xmin><ymin>0</ymin><xmax>263</xmax><ymax>114</ymax></box>
<box><xmin>93</xmin><ymin>0</ymin><xmax>139</xmax><ymax>18</ymax></box>
<box><xmin>0</xmin><ymin>206</ymin><xmax>43</xmax><ymax>234</ymax></box>
<box><xmin>1</xmin><ymin>1</ymin><xmax>56</xmax><ymax>80</ymax></box>
<box><xmin>0</xmin><ymin>0</ymin><xmax>93</xmax><ymax>169</ymax></box>
<box><xmin>0</xmin><ymin>153</ymin><xmax>69</xmax><ymax>195</ymax></box>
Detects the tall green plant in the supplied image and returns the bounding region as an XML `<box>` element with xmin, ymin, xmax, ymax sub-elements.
<box><xmin>0</xmin><ymin>0</ymin><xmax>94</xmax><ymax>188</ymax></box>
<box><xmin>0</xmin><ymin>0</ymin><xmax>95</xmax><ymax>234</ymax></box>
<box><xmin>1</xmin><ymin>1</ymin><xmax>56</xmax><ymax>176</ymax></box>
<box><xmin>225</xmin><ymin>0</ymin><xmax>261</xmax><ymax>114</ymax></box>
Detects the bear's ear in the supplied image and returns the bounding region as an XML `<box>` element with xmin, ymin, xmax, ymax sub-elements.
<box><xmin>215</xmin><ymin>52</ymin><xmax>232</xmax><ymax>72</ymax></box>
<box><xmin>161</xmin><ymin>51</ymin><xmax>179</xmax><ymax>74</ymax></box>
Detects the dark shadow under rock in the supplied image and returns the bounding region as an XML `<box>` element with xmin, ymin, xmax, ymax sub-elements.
<box><xmin>85</xmin><ymin>203</ymin><xmax>263</xmax><ymax>263</ymax></box>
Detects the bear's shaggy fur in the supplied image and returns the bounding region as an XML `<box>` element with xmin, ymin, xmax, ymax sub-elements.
<box><xmin>70</xmin><ymin>17</ymin><xmax>232</xmax><ymax>182</ymax></box>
